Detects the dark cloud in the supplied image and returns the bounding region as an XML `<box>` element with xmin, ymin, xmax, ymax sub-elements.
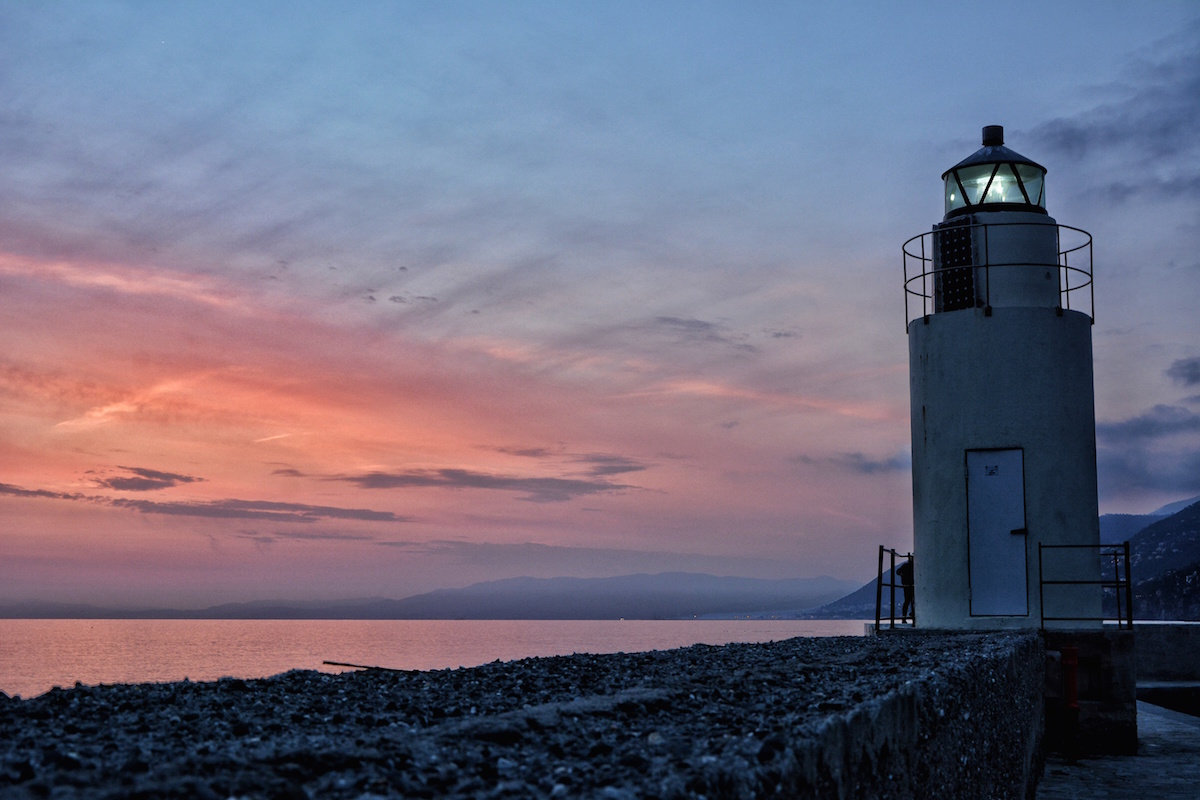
<box><xmin>108</xmin><ymin>498</ymin><xmax>404</xmax><ymax>523</ymax></box>
<box><xmin>0</xmin><ymin>483</ymin><xmax>82</xmax><ymax>501</ymax></box>
<box><xmin>1030</xmin><ymin>35</ymin><xmax>1200</xmax><ymax>202</ymax></box>
<box><xmin>1098</xmin><ymin>447</ymin><xmax>1200</xmax><ymax>498</ymax></box>
<box><xmin>1167</xmin><ymin>357</ymin><xmax>1200</xmax><ymax>387</ymax></box>
<box><xmin>1</xmin><ymin>480</ymin><xmax>403</xmax><ymax>523</ymax></box>
<box><xmin>333</xmin><ymin>468</ymin><xmax>636</xmax><ymax>503</ymax></box>
<box><xmin>1096</xmin><ymin>405</ymin><xmax>1200</xmax><ymax>444</ymax></box>
<box><xmin>97</xmin><ymin>466</ymin><xmax>205</xmax><ymax>492</ymax></box>
<box><xmin>488</xmin><ymin>446</ymin><xmax>557</xmax><ymax>458</ymax></box>
<box><xmin>792</xmin><ymin>451</ymin><xmax>911</xmax><ymax>475</ymax></box>
<box><xmin>574</xmin><ymin>454</ymin><xmax>647</xmax><ymax>477</ymax></box>
<box><xmin>271</xmin><ymin>468</ymin><xmax>307</xmax><ymax>478</ymax></box>
<box><xmin>483</xmin><ymin>447</ymin><xmax>648</xmax><ymax>477</ymax></box>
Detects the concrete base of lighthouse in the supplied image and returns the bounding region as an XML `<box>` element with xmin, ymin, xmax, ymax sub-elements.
<box><xmin>909</xmin><ymin>305</ymin><xmax>1101</xmax><ymax>630</ymax></box>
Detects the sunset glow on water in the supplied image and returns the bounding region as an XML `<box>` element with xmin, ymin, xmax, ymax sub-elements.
<box><xmin>0</xmin><ymin>619</ymin><xmax>868</xmax><ymax>700</ymax></box>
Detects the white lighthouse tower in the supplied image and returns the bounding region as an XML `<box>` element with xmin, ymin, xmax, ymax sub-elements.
<box><xmin>903</xmin><ymin>125</ymin><xmax>1099</xmax><ymax>630</ymax></box>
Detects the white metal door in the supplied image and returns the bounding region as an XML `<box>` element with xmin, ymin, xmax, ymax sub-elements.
<box><xmin>967</xmin><ymin>449</ymin><xmax>1028</xmax><ymax>615</ymax></box>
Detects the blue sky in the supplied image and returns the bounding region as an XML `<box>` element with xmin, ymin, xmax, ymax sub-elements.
<box><xmin>1</xmin><ymin>1</ymin><xmax>1197</xmax><ymax>605</ymax></box>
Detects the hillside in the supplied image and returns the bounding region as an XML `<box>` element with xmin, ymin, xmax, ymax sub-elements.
<box><xmin>1127</xmin><ymin>500</ymin><xmax>1200</xmax><ymax>620</ymax></box>
<box><xmin>0</xmin><ymin>573</ymin><xmax>855</xmax><ymax>620</ymax></box>
<box><xmin>1127</xmin><ymin>501</ymin><xmax>1200</xmax><ymax>585</ymax></box>
<box><xmin>366</xmin><ymin>573</ymin><xmax>854</xmax><ymax>620</ymax></box>
<box><xmin>809</xmin><ymin>500</ymin><xmax>1200</xmax><ymax>622</ymax></box>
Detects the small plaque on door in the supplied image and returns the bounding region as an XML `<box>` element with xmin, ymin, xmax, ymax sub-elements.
<box><xmin>985</xmin><ymin>465</ymin><xmax>999</xmax><ymax>476</ymax></box>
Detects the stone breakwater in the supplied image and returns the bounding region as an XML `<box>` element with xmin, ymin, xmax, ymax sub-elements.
<box><xmin>0</xmin><ymin>632</ymin><xmax>1044</xmax><ymax>799</ymax></box>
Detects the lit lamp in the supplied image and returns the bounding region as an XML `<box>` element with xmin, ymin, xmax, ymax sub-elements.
<box><xmin>943</xmin><ymin>125</ymin><xmax>1046</xmax><ymax>217</ymax></box>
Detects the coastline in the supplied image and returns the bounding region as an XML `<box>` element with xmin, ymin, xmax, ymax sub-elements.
<box><xmin>0</xmin><ymin>633</ymin><xmax>1042</xmax><ymax>798</ymax></box>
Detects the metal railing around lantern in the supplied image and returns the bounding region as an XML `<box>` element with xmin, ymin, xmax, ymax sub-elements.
<box><xmin>902</xmin><ymin>221</ymin><xmax>1093</xmax><ymax>329</ymax></box>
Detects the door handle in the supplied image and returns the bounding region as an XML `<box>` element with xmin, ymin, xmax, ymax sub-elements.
<box><xmin>1011</xmin><ymin>528</ymin><xmax>1027</xmax><ymax>536</ymax></box>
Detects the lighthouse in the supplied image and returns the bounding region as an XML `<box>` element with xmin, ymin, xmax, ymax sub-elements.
<box><xmin>902</xmin><ymin>125</ymin><xmax>1099</xmax><ymax>630</ymax></box>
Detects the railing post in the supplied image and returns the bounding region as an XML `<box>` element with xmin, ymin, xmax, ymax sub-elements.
<box><xmin>982</xmin><ymin>222</ymin><xmax>991</xmax><ymax>310</ymax></box>
<box><xmin>1111</xmin><ymin>548</ymin><xmax>1122</xmax><ymax>625</ymax></box>
<box><xmin>1038</xmin><ymin>543</ymin><xmax>1045</xmax><ymax>629</ymax></box>
<box><xmin>1124</xmin><ymin>541</ymin><xmax>1134</xmax><ymax>629</ymax></box>
<box><xmin>875</xmin><ymin>545</ymin><xmax>884</xmax><ymax>633</ymax></box>
<box><xmin>888</xmin><ymin>548</ymin><xmax>897</xmax><ymax>629</ymax></box>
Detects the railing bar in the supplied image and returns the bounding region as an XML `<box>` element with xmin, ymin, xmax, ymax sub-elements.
<box><xmin>1041</xmin><ymin>579</ymin><xmax>1128</xmax><ymax>585</ymax></box>
<box><xmin>902</xmin><ymin>222</ymin><xmax>1093</xmax><ymax>328</ymax></box>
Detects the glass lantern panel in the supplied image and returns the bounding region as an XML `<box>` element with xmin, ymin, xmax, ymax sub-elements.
<box><xmin>945</xmin><ymin>175</ymin><xmax>968</xmax><ymax>214</ymax></box>
<box><xmin>984</xmin><ymin>164</ymin><xmax>1027</xmax><ymax>204</ymax></box>
<box><xmin>1015</xmin><ymin>164</ymin><xmax>1045</xmax><ymax>208</ymax></box>
<box><xmin>956</xmin><ymin>164</ymin><xmax>995</xmax><ymax>205</ymax></box>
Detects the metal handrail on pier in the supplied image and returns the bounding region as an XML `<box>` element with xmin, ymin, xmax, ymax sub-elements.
<box><xmin>875</xmin><ymin>546</ymin><xmax>914</xmax><ymax>632</ymax></box>
<box><xmin>1038</xmin><ymin>541</ymin><xmax>1134</xmax><ymax>629</ymax></box>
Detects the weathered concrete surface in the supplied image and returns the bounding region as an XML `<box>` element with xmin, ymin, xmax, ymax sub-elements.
<box><xmin>0</xmin><ymin>632</ymin><xmax>1044</xmax><ymax>799</ymax></box>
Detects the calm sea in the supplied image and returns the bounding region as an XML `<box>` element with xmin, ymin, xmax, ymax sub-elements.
<box><xmin>0</xmin><ymin>619</ymin><xmax>866</xmax><ymax>699</ymax></box>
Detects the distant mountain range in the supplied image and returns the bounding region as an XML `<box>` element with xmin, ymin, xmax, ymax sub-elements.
<box><xmin>0</xmin><ymin>573</ymin><xmax>856</xmax><ymax>621</ymax></box>
<box><xmin>7</xmin><ymin>495</ymin><xmax>1198</xmax><ymax>621</ymax></box>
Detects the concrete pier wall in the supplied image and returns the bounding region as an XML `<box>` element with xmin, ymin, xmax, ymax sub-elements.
<box><xmin>1131</xmin><ymin>622</ymin><xmax>1200</xmax><ymax>682</ymax></box>
<box><xmin>821</xmin><ymin>631</ymin><xmax>1045</xmax><ymax>799</ymax></box>
<box><xmin>1</xmin><ymin>632</ymin><xmax>1048</xmax><ymax>799</ymax></box>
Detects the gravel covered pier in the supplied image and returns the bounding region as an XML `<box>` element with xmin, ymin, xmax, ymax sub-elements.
<box><xmin>1</xmin><ymin>632</ymin><xmax>1044</xmax><ymax>799</ymax></box>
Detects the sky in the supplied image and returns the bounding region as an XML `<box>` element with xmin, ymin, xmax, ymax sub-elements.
<box><xmin>1</xmin><ymin>1</ymin><xmax>1198</xmax><ymax>608</ymax></box>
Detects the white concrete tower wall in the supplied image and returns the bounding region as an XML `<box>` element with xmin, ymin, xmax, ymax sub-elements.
<box><xmin>909</xmin><ymin>307</ymin><xmax>1101</xmax><ymax>628</ymax></box>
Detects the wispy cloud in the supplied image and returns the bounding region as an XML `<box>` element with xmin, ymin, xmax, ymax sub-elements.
<box><xmin>791</xmin><ymin>451</ymin><xmax>911</xmax><ymax>475</ymax></box>
<box><xmin>486</xmin><ymin>446</ymin><xmax>559</xmax><ymax>459</ymax></box>
<box><xmin>481</xmin><ymin>447</ymin><xmax>649</xmax><ymax>477</ymax></box>
<box><xmin>233</xmin><ymin>528</ymin><xmax>382</xmax><ymax>545</ymax></box>
<box><xmin>0</xmin><ymin>481</ymin><xmax>403</xmax><ymax>523</ymax></box>
<box><xmin>0</xmin><ymin>483</ymin><xmax>84</xmax><ymax>501</ymax></box>
<box><xmin>330</xmin><ymin>467</ymin><xmax>637</xmax><ymax>503</ymax></box>
<box><xmin>110</xmin><ymin>498</ymin><xmax>404</xmax><ymax>523</ymax></box>
<box><xmin>575</xmin><ymin>454</ymin><xmax>647</xmax><ymax>477</ymax></box>
<box><xmin>0</xmin><ymin>255</ymin><xmax>239</xmax><ymax>308</ymax></box>
<box><xmin>646</xmin><ymin>316</ymin><xmax>756</xmax><ymax>353</ymax></box>
<box><xmin>93</xmin><ymin>466</ymin><xmax>205</xmax><ymax>492</ymax></box>
<box><xmin>1096</xmin><ymin>405</ymin><xmax>1200</xmax><ymax>444</ymax></box>
<box><xmin>1098</xmin><ymin>447</ymin><xmax>1200</xmax><ymax>498</ymax></box>
<box><xmin>1030</xmin><ymin>27</ymin><xmax>1200</xmax><ymax>203</ymax></box>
